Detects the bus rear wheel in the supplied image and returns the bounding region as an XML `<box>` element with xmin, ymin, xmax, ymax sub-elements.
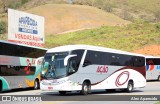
<box><xmin>81</xmin><ymin>82</ymin><xmax>90</xmax><ymax>95</ymax></box>
<box><xmin>59</xmin><ymin>91</ymin><xmax>66</xmax><ymax>95</ymax></box>
<box><xmin>126</xmin><ymin>81</ymin><xmax>134</xmax><ymax>93</ymax></box>
<box><xmin>34</xmin><ymin>79</ymin><xmax>40</xmax><ymax>89</ymax></box>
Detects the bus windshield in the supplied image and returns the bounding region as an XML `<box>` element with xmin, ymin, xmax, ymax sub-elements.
<box><xmin>42</xmin><ymin>52</ymin><xmax>69</xmax><ymax>79</ymax></box>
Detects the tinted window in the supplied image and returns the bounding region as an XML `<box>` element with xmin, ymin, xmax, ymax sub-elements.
<box><xmin>109</xmin><ymin>54</ymin><xmax>121</xmax><ymax>65</ymax></box>
<box><xmin>68</xmin><ymin>50</ymin><xmax>84</xmax><ymax>74</ymax></box>
<box><xmin>109</xmin><ymin>54</ymin><xmax>134</xmax><ymax>66</ymax></box>
<box><xmin>0</xmin><ymin>42</ymin><xmax>46</xmax><ymax>58</ymax></box>
<box><xmin>146</xmin><ymin>58</ymin><xmax>160</xmax><ymax>65</ymax></box>
<box><xmin>132</xmin><ymin>56</ymin><xmax>145</xmax><ymax>67</ymax></box>
<box><xmin>84</xmin><ymin>50</ymin><xmax>145</xmax><ymax>67</ymax></box>
<box><xmin>84</xmin><ymin>50</ymin><xmax>108</xmax><ymax>66</ymax></box>
<box><xmin>0</xmin><ymin>65</ymin><xmax>35</xmax><ymax>76</ymax></box>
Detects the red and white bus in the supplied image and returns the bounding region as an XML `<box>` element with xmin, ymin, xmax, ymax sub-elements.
<box><xmin>146</xmin><ymin>56</ymin><xmax>160</xmax><ymax>81</ymax></box>
<box><xmin>40</xmin><ymin>45</ymin><xmax>146</xmax><ymax>95</ymax></box>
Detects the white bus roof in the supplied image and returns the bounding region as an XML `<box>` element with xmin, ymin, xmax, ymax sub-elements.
<box><xmin>0</xmin><ymin>40</ymin><xmax>47</xmax><ymax>50</ymax></box>
<box><xmin>145</xmin><ymin>55</ymin><xmax>160</xmax><ymax>59</ymax></box>
<box><xmin>47</xmin><ymin>44</ymin><xmax>145</xmax><ymax>57</ymax></box>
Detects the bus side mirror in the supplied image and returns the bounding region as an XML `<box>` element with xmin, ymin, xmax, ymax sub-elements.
<box><xmin>64</xmin><ymin>54</ymin><xmax>77</xmax><ymax>66</ymax></box>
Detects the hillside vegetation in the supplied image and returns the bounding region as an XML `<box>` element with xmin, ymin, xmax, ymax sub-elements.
<box><xmin>0</xmin><ymin>0</ymin><xmax>160</xmax><ymax>22</ymax></box>
<box><xmin>73</xmin><ymin>0</ymin><xmax>160</xmax><ymax>22</ymax></box>
<box><xmin>0</xmin><ymin>4</ymin><xmax>130</xmax><ymax>35</ymax></box>
<box><xmin>0</xmin><ymin>1</ymin><xmax>160</xmax><ymax>55</ymax></box>
<box><xmin>27</xmin><ymin>4</ymin><xmax>130</xmax><ymax>35</ymax></box>
<box><xmin>46</xmin><ymin>20</ymin><xmax>160</xmax><ymax>55</ymax></box>
<box><xmin>1</xmin><ymin>0</ymin><xmax>160</xmax><ymax>22</ymax></box>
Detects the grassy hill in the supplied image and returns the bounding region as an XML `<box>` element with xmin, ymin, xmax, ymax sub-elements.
<box><xmin>26</xmin><ymin>4</ymin><xmax>130</xmax><ymax>35</ymax></box>
<box><xmin>0</xmin><ymin>1</ymin><xmax>160</xmax><ymax>55</ymax></box>
<box><xmin>45</xmin><ymin>20</ymin><xmax>160</xmax><ymax>55</ymax></box>
<box><xmin>0</xmin><ymin>4</ymin><xmax>130</xmax><ymax>40</ymax></box>
<box><xmin>72</xmin><ymin>0</ymin><xmax>160</xmax><ymax>22</ymax></box>
<box><xmin>1</xmin><ymin>0</ymin><xmax>160</xmax><ymax>22</ymax></box>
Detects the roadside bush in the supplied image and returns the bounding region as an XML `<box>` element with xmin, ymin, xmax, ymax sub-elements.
<box><xmin>8</xmin><ymin>1</ymin><xmax>21</xmax><ymax>9</ymax></box>
<box><xmin>0</xmin><ymin>21</ymin><xmax>6</xmax><ymax>34</ymax></box>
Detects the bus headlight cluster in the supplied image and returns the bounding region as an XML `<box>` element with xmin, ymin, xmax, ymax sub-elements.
<box><xmin>58</xmin><ymin>80</ymin><xmax>67</xmax><ymax>84</ymax></box>
<box><xmin>41</xmin><ymin>80</ymin><xmax>67</xmax><ymax>85</ymax></box>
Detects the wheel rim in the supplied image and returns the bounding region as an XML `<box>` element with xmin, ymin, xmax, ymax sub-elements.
<box><xmin>84</xmin><ymin>85</ymin><xmax>88</xmax><ymax>93</ymax></box>
<box><xmin>128</xmin><ymin>84</ymin><xmax>132</xmax><ymax>91</ymax></box>
<box><xmin>34</xmin><ymin>81</ymin><xmax>38</xmax><ymax>89</ymax></box>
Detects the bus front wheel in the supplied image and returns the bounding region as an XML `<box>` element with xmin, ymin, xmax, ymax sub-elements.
<box><xmin>81</xmin><ymin>82</ymin><xmax>90</xmax><ymax>95</ymax></box>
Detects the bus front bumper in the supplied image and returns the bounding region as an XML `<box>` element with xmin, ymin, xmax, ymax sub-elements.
<box><xmin>40</xmin><ymin>80</ymin><xmax>81</xmax><ymax>91</ymax></box>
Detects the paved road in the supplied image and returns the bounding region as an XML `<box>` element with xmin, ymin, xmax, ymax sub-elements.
<box><xmin>0</xmin><ymin>81</ymin><xmax>160</xmax><ymax>104</ymax></box>
<box><xmin>1</xmin><ymin>81</ymin><xmax>160</xmax><ymax>95</ymax></box>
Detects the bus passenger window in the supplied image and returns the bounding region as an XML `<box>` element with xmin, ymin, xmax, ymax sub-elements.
<box><xmin>83</xmin><ymin>59</ymin><xmax>91</xmax><ymax>67</ymax></box>
<box><xmin>68</xmin><ymin>57</ymin><xmax>78</xmax><ymax>74</ymax></box>
<box><xmin>68</xmin><ymin>60</ymin><xmax>76</xmax><ymax>73</ymax></box>
<box><xmin>133</xmin><ymin>57</ymin><xmax>145</xmax><ymax>67</ymax></box>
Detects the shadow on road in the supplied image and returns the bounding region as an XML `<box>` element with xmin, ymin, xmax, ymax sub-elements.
<box><xmin>41</xmin><ymin>89</ymin><xmax>144</xmax><ymax>96</ymax></box>
<box><xmin>1</xmin><ymin>87</ymin><xmax>36</xmax><ymax>94</ymax></box>
<box><xmin>147</xmin><ymin>80</ymin><xmax>160</xmax><ymax>82</ymax></box>
<box><xmin>40</xmin><ymin>90</ymin><xmax>145</xmax><ymax>101</ymax></box>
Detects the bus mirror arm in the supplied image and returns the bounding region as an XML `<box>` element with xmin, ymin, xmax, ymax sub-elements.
<box><xmin>64</xmin><ymin>54</ymin><xmax>77</xmax><ymax>66</ymax></box>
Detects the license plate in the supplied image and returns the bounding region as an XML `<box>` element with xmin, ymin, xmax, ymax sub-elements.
<box><xmin>48</xmin><ymin>87</ymin><xmax>53</xmax><ymax>90</ymax></box>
